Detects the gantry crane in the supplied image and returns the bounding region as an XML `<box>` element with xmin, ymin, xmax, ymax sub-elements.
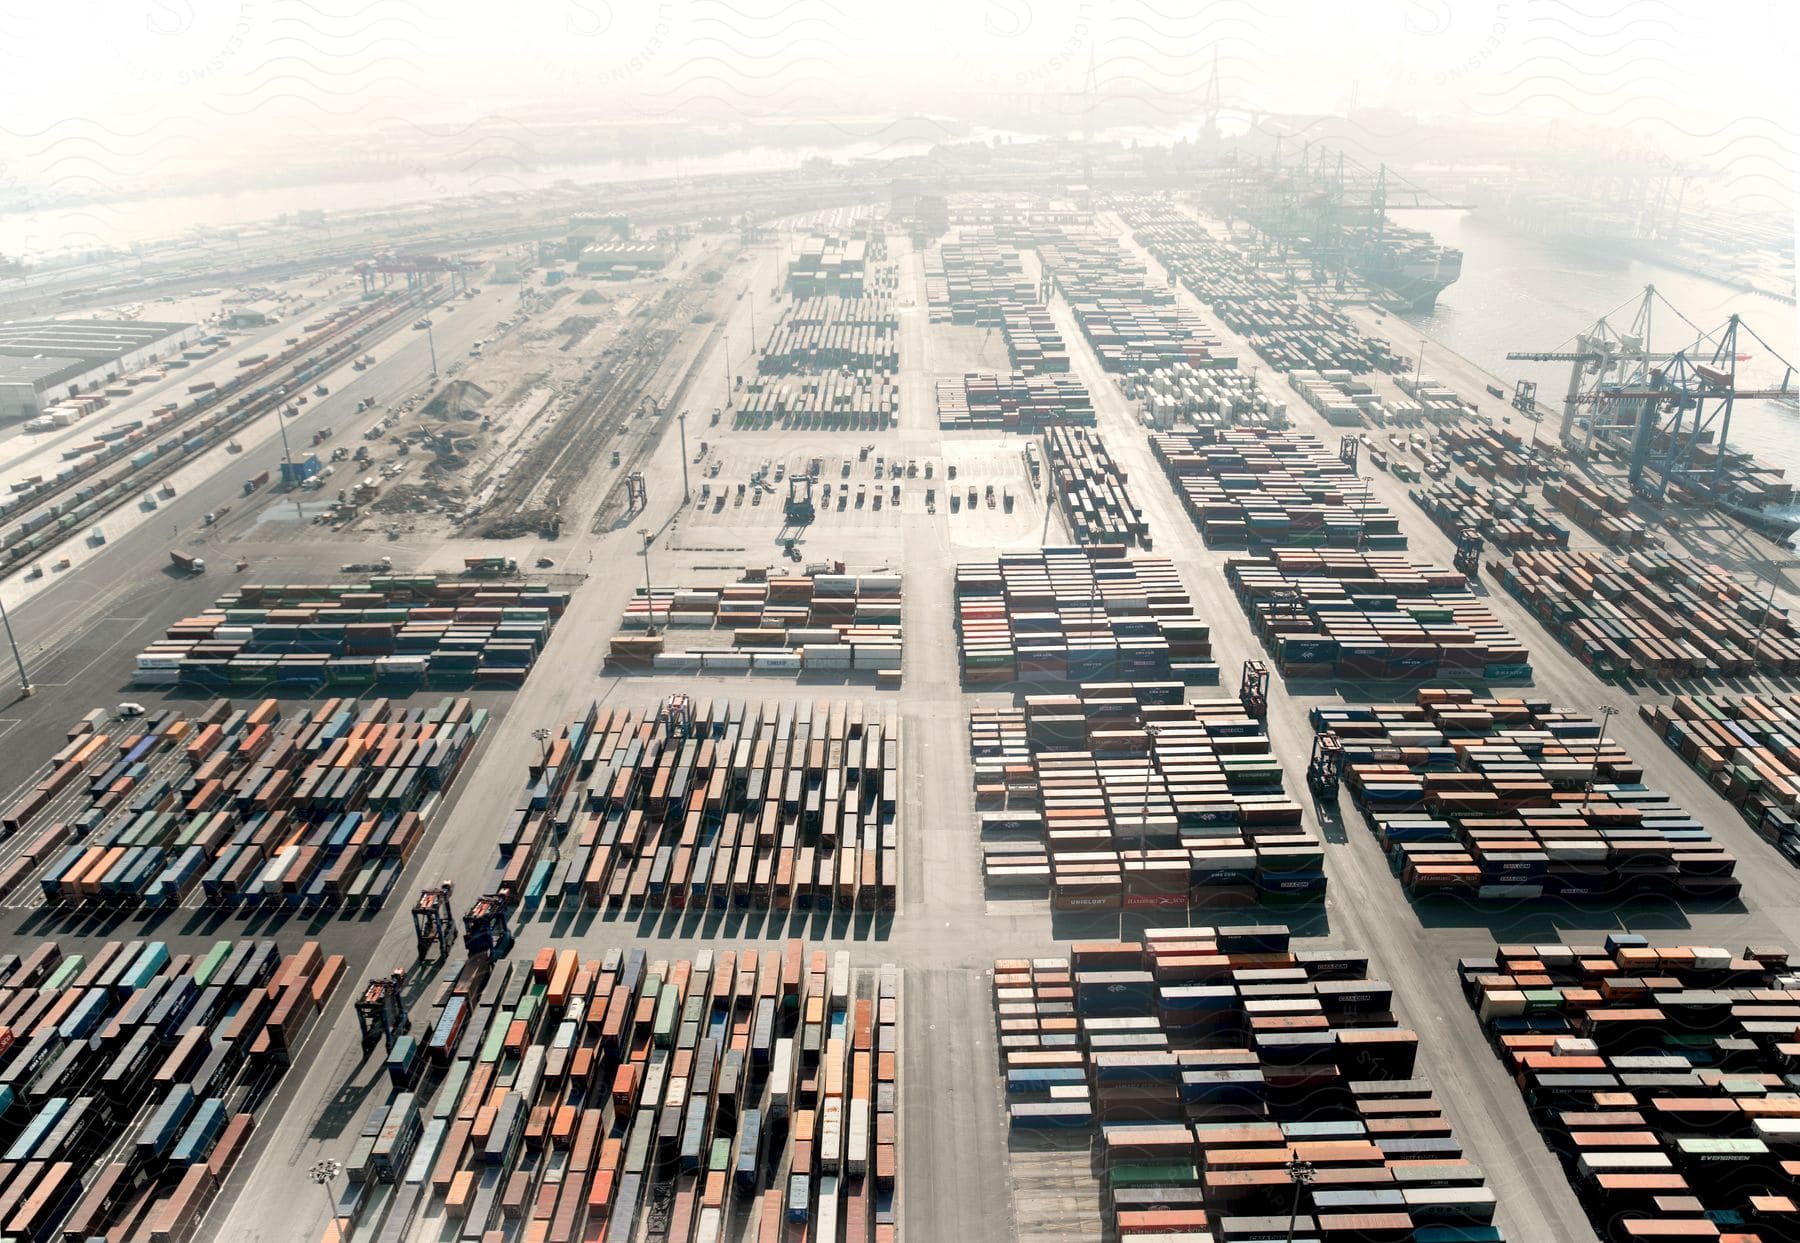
<box><xmin>356</xmin><ymin>969</ymin><xmax>409</xmax><ymax>1049</ymax></box>
<box><xmin>462</xmin><ymin>894</ymin><xmax>514</xmax><ymax>959</ymax></box>
<box><xmin>412</xmin><ymin>883</ymin><xmax>455</xmax><ymax>959</ymax></box>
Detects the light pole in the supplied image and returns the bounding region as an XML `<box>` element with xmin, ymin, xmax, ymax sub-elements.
<box><xmin>1285</xmin><ymin>1157</ymin><xmax>1316</xmax><ymax>1243</ymax></box>
<box><xmin>1584</xmin><ymin>705</ymin><xmax>1620</xmax><ymax>812</ymax></box>
<box><xmin>1414</xmin><ymin>338</ymin><xmax>1426</xmax><ymax>390</ymax></box>
<box><xmin>275</xmin><ymin>403</ymin><xmax>303</xmax><ymax>518</ymax></box>
<box><xmin>677</xmin><ymin>410</ymin><xmax>690</xmax><ymax>504</ymax></box>
<box><xmin>0</xmin><ymin>594</ymin><xmax>33</xmax><ymax>697</ymax></box>
<box><xmin>425</xmin><ymin>316</ymin><xmax>438</xmax><ymax>378</ymax></box>
<box><xmin>311</xmin><ymin>1159</ymin><xmax>344</xmax><ymax>1239</ymax></box>
<box><xmin>532</xmin><ymin>727</ymin><xmax>551</xmax><ymax>765</ymax></box>
<box><xmin>639</xmin><ymin>528</ymin><xmax>657</xmax><ymax>631</ymax></box>
<box><xmin>1749</xmin><ymin>560</ymin><xmax>1800</xmax><ymax>673</ymax></box>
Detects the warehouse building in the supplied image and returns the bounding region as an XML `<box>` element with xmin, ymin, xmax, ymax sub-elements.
<box><xmin>0</xmin><ymin>318</ymin><xmax>193</xmax><ymax>422</ymax></box>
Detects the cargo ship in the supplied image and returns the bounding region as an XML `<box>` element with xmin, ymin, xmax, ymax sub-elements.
<box><xmin>1358</xmin><ymin>222</ymin><xmax>1463</xmax><ymax>310</ymax></box>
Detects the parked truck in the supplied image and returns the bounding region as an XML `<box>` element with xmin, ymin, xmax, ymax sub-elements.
<box><xmin>462</xmin><ymin>556</ymin><xmax>518</xmax><ymax>577</ymax></box>
<box><xmin>169</xmin><ymin>550</ymin><xmax>205</xmax><ymax>574</ymax></box>
<box><xmin>243</xmin><ymin>470</ymin><xmax>270</xmax><ymax>496</ymax></box>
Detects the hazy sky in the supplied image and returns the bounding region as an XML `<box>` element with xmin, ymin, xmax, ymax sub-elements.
<box><xmin>0</xmin><ymin>0</ymin><xmax>1793</xmax><ymax>208</ymax></box>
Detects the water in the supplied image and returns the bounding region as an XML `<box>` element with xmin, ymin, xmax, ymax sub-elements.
<box><xmin>1390</xmin><ymin>207</ymin><xmax>1800</xmax><ymax>492</ymax></box>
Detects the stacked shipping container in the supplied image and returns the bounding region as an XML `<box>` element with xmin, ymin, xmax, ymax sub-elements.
<box><xmin>935</xmin><ymin>372</ymin><xmax>1095</xmax><ymax>432</ymax></box>
<box><xmin>333</xmin><ymin>943</ymin><xmax>898</xmax><ymax>1243</ymax></box>
<box><xmin>0</xmin><ymin>937</ymin><xmax>339</xmax><ymax>1242</ymax></box>
<box><xmin>1461</xmin><ymin>933</ymin><xmax>1800</xmax><ymax>1242</ymax></box>
<box><xmin>1045</xmin><ymin>427</ymin><xmax>1147</xmax><ymax>547</ymax></box>
<box><xmin>955</xmin><ymin>547</ymin><xmax>1218</xmax><ymax>685</ymax></box>
<box><xmin>1</xmin><ymin>696</ymin><xmax>485</xmax><ymax>915</ymax></box>
<box><xmin>486</xmin><ymin>698</ymin><xmax>899</xmax><ymax>914</ymax></box>
<box><xmin>1321</xmin><ymin>689</ymin><xmax>1742</xmax><ymax>903</ymax></box>
<box><xmin>996</xmin><ymin>926</ymin><xmax>1504</xmax><ymax>1239</ymax></box>
<box><xmin>973</xmin><ymin>683</ymin><xmax>1323</xmax><ymax>907</ymax></box>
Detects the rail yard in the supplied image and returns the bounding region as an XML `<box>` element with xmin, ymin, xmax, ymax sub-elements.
<box><xmin>2</xmin><ymin>138</ymin><xmax>1800</xmax><ymax>1243</ymax></box>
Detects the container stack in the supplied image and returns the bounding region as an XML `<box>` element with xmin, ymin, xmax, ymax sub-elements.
<box><xmin>1501</xmin><ymin>548</ymin><xmax>1800</xmax><ymax>679</ymax></box>
<box><xmin>1439</xmin><ymin>424</ymin><xmax>1545</xmax><ymax>484</ymax></box>
<box><xmin>5</xmin><ymin>696</ymin><xmax>486</xmax><ymax>915</ymax></box>
<box><xmin>736</xmin><ymin>373</ymin><xmax>899</xmax><ymax>430</ymax></box>
<box><xmin>926</xmin><ymin>232</ymin><xmax>1034</xmax><ymax>324</ymax></box>
<box><xmin>1461</xmin><ymin>932</ymin><xmax>1800</xmax><ymax>1242</ymax></box>
<box><xmin>339</xmin><ymin>944</ymin><xmax>899</xmax><ymax>1243</ymax></box>
<box><xmin>1228</xmin><ymin>550</ymin><xmax>1532</xmax><ymax>682</ymax></box>
<box><xmin>1320</xmin><ymin>688</ymin><xmax>1741</xmax><ymax>903</ymax></box>
<box><xmin>1045</xmin><ymin>426</ymin><xmax>1148</xmax><ymax>547</ymax></box>
<box><xmin>972</xmin><ymin>683</ymin><xmax>1321</xmax><ymax>906</ymax></box>
<box><xmin>758</xmin><ymin>296</ymin><xmax>897</xmax><ymax>375</ymax></box>
<box><xmin>1118</xmin><ymin>362</ymin><xmax>1287</xmax><ymax>433</ymax></box>
<box><xmin>1643</xmin><ymin>692</ymin><xmax>1800</xmax><ymax>862</ymax></box>
<box><xmin>135</xmin><ymin>577</ymin><xmax>567</xmax><ymax>689</ymax></box>
<box><xmin>608</xmin><ymin>569</ymin><xmax>902</xmax><ymax>679</ymax></box>
<box><xmin>935</xmin><ymin>372</ymin><xmax>1095</xmax><ymax>432</ymax></box>
<box><xmin>1001</xmin><ymin>305</ymin><xmax>1071</xmax><ymax>373</ymax></box>
<box><xmin>487</xmin><ymin>698</ymin><xmax>899</xmax><ymax>913</ymax></box>
<box><xmin>1540</xmin><ymin>474</ymin><xmax>1653</xmax><ymax>546</ymax></box>
<box><xmin>955</xmin><ymin>547</ymin><xmax>1219</xmax><ymax>685</ymax></box>
<box><xmin>1410</xmin><ymin>480</ymin><xmax>1570</xmax><ymax>551</ymax></box>
<box><xmin>1394</xmin><ymin>373</ymin><xmax>1473</xmax><ymax>420</ymax></box>
<box><xmin>996</xmin><ymin>927</ymin><xmax>1504</xmax><ymax>1239</ymax></box>
<box><xmin>0</xmin><ymin>938</ymin><xmax>340</xmax><ymax>1242</ymax></box>
<box><xmin>1150</xmin><ymin>429</ymin><xmax>1406</xmax><ymax>549</ymax></box>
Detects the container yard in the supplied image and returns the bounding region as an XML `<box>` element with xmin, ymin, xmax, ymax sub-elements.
<box><xmin>0</xmin><ymin>937</ymin><xmax>340</xmax><ymax>1242</ymax></box>
<box><xmin>1151</xmin><ymin>429</ymin><xmax>1406</xmax><ymax>549</ymax></box>
<box><xmin>1461</xmin><ymin>933</ymin><xmax>1800</xmax><ymax>1242</ymax></box>
<box><xmin>1228</xmin><ymin>549</ymin><xmax>1532</xmax><ymax>682</ymax></box>
<box><xmin>607</xmin><ymin>567</ymin><xmax>902</xmax><ymax>681</ymax></box>
<box><xmin>1</xmin><ymin>105</ymin><xmax>1795</xmax><ymax>1243</ymax></box>
<box><xmin>0</xmin><ymin>696</ymin><xmax>487</xmax><ymax>915</ymax></box>
<box><xmin>324</xmin><ymin>942</ymin><xmax>898</xmax><ymax>1243</ymax></box>
<box><xmin>955</xmin><ymin>547</ymin><xmax>1219</xmax><ymax>685</ymax></box>
<box><xmin>480</xmin><ymin>696</ymin><xmax>899</xmax><ymax>916</ymax></box>
<box><xmin>972</xmin><ymin>683</ymin><xmax>1320</xmax><ymax>907</ymax></box>
<box><xmin>995</xmin><ymin>926</ymin><xmax>1503</xmax><ymax>1238</ymax></box>
<box><xmin>1321</xmin><ymin>688</ymin><xmax>1742</xmax><ymax>903</ymax></box>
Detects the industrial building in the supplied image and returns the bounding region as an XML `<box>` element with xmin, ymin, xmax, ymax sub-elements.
<box><xmin>574</xmin><ymin>240</ymin><xmax>668</xmax><ymax>277</ymax></box>
<box><xmin>0</xmin><ymin>317</ymin><xmax>192</xmax><ymax>421</ymax></box>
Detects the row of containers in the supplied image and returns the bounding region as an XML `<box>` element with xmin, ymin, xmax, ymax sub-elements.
<box><xmin>973</xmin><ymin>682</ymin><xmax>1324</xmax><ymax>908</ymax></box>
<box><xmin>1319</xmin><ymin>688</ymin><xmax>1743</xmax><ymax>903</ymax></box>
<box><xmin>954</xmin><ymin>546</ymin><xmax>1219</xmax><ymax>686</ymax></box>
<box><xmin>1118</xmin><ymin>360</ymin><xmax>1289</xmax><ymax>433</ymax></box>
<box><xmin>1227</xmin><ymin>549</ymin><xmax>1533</xmax><ymax>683</ymax></box>
<box><xmin>1121</xmin><ymin>209</ymin><xmax>1406</xmax><ymax>375</ymax></box>
<box><xmin>1461</xmin><ymin>932</ymin><xmax>1800</xmax><ymax>1243</ymax></box>
<box><xmin>1044</xmin><ymin>426</ymin><xmax>1149</xmax><ymax>548</ymax></box>
<box><xmin>757</xmin><ymin>296</ymin><xmax>899</xmax><ymax>375</ymax></box>
<box><xmin>1435</xmin><ymin>424</ymin><xmax>1547</xmax><ymax>487</ymax></box>
<box><xmin>996</xmin><ymin>926</ymin><xmax>1506</xmax><ymax>1241</ymax></box>
<box><xmin>1288</xmin><ymin>370</ymin><xmax>1430</xmax><ymax>428</ymax></box>
<box><xmin>1037</xmin><ymin>231</ymin><xmax>1234</xmax><ymax>373</ymax></box>
<box><xmin>1000</xmin><ymin>306</ymin><xmax>1071</xmax><ymax>374</ymax></box>
<box><xmin>934</xmin><ymin>372</ymin><xmax>1096</xmax><ymax>433</ymax></box>
<box><xmin>735</xmin><ymin>373</ymin><xmax>899</xmax><ymax>431</ymax></box>
<box><xmin>331</xmin><ymin>943</ymin><xmax>899</xmax><ymax>1243</ymax></box>
<box><xmin>1409</xmin><ymin>480</ymin><xmax>1572</xmax><ymax>554</ymax></box>
<box><xmin>484</xmin><ymin>697</ymin><xmax>899</xmax><ymax>915</ymax></box>
<box><xmin>1541</xmin><ymin>474</ymin><xmax>1654</xmax><ymax>548</ymax></box>
<box><xmin>134</xmin><ymin>576</ymin><xmax>567</xmax><ymax>688</ymax></box>
<box><xmin>1643</xmin><ymin>692</ymin><xmax>1800</xmax><ymax>866</ymax></box>
<box><xmin>608</xmin><ymin>569</ymin><xmax>902</xmax><ymax>681</ymax></box>
<box><xmin>1149</xmin><ymin>428</ymin><xmax>1408</xmax><ymax>550</ymax></box>
<box><xmin>924</xmin><ymin>231</ymin><xmax>1034</xmax><ymax>324</ymax></box>
<box><xmin>0</xmin><ymin>696</ymin><xmax>487</xmax><ymax>917</ymax></box>
<box><xmin>0</xmin><ymin>937</ymin><xmax>341</xmax><ymax>1243</ymax></box>
<box><xmin>0</xmin><ymin>291</ymin><xmax>412</xmax><ymax>557</ymax></box>
<box><xmin>1499</xmin><ymin>548</ymin><xmax>1800</xmax><ymax>681</ymax></box>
